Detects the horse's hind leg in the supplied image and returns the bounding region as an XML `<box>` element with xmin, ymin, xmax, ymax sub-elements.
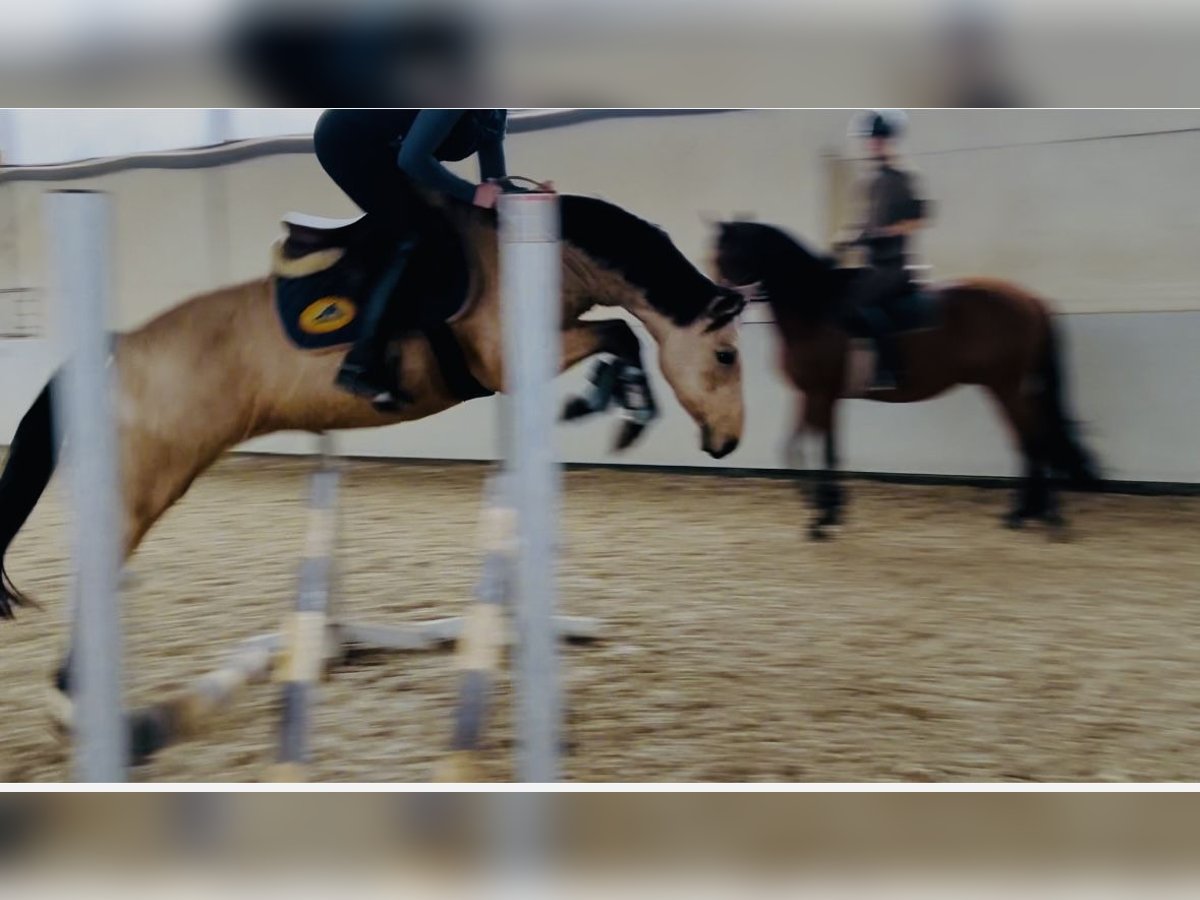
<box><xmin>1010</xmin><ymin>455</ymin><xmax>1051</xmax><ymax>527</ymax></box>
<box><xmin>985</xmin><ymin>382</ymin><xmax>1059</xmax><ymax>529</ymax></box>
<box><xmin>50</xmin><ymin>440</ymin><xmax>211</xmax><ymax>763</ymax></box>
<box><xmin>784</xmin><ymin>395</ymin><xmax>814</xmax><ymax>527</ymax></box>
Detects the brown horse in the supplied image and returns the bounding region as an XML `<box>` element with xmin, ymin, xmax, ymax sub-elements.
<box><xmin>0</xmin><ymin>193</ymin><xmax>747</xmax><ymax>760</ymax></box>
<box><xmin>712</xmin><ymin>220</ymin><xmax>1099</xmax><ymax>539</ymax></box>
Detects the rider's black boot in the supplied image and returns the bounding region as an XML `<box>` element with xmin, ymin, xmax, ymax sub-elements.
<box><xmin>335</xmin><ymin>239</ymin><xmax>416</xmax><ymax>411</ymax></box>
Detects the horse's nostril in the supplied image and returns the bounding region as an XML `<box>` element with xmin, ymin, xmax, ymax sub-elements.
<box><xmin>705</xmin><ymin>436</ymin><xmax>738</xmax><ymax>459</ymax></box>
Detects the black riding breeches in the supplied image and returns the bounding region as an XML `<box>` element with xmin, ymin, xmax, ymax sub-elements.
<box><xmin>313</xmin><ymin>109</ymin><xmax>434</xmax><ymax>237</ymax></box>
<box><xmin>850</xmin><ymin>265</ymin><xmax>910</xmax><ymax>316</ymax></box>
<box><xmin>849</xmin><ymin>265</ymin><xmax>910</xmax><ymax>376</ymax></box>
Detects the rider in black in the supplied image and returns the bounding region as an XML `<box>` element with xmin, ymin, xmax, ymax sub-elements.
<box><xmin>844</xmin><ymin>109</ymin><xmax>928</xmax><ymax>389</ymax></box>
<box><xmin>313</xmin><ymin>109</ymin><xmax>508</xmax><ymax>409</ymax></box>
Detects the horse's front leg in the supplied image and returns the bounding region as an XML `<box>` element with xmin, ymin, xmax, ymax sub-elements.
<box><xmin>804</xmin><ymin>393</ymin><xmax>844</xmax><ymax>540</ymax></box>
<box><xmin>560</xmin><ymin>319</ymin><xmax>658</xmax><ymax>451</ymax></box>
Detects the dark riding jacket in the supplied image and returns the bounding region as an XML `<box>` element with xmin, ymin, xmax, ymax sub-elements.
<box><xmin>861</xmin><ymin>163</ymin><xmax>926</xmax><ymax>269</ymax></box>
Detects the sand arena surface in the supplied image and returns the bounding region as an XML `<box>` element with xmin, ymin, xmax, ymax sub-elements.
<box><xmin>1</xmin><ymin>456</ymin><xmax>1197</xmax><ymax>782</ymax></box>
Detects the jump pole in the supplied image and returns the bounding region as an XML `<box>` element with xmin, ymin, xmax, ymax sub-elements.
<box><xmin>44</xmin><ymin>189</ymin><xmax>127</xmax><ymax>782</ymax></box>
<box><xmin>435</xmin><ymin>188</ymin><xmax>599</xmax><ymax>784</ymax></box>
<box><xmin>267</xmin><ymin>432</ymin><xmax>339</xmax><ymax>782</ymax></box>
<box><xmin>435</xmin><ymin>474</ymin><xmax>512</xmax><ymax>782</ymax></box>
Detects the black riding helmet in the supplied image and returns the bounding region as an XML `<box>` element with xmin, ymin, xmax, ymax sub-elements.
<box><xmin>849</xmin><ymin>109</ymin><xmax>908</xmax><ymax>140</ymax></box>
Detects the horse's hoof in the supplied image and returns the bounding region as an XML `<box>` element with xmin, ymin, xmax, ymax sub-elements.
<box><xmin>809</xmin><ymin>522</ymin><xmax>830</xmax><ymax>541</ymax></box>
<box><xmin>127</xmin><ymin>707</ymin><xmax>173</xmax><ymax>766</ymax></box>
<box><xmin>561</xmin><ymin>396</ymin><xmax>594</xmax><ymax>421</ymax></box>
<box><xmin>1004</xmin><ymin>512</ymin><xmax>1026</xmax><ymax>529</ymax></box>
<box><xmin>1043</xmin><ymin>513</ymin><xmax>1070</xmax><ymax>541</ymax></box>
<box><xmin>613</xmin><ymin>419</ymin><xmax>646</xmax><ymax>451</ymax></box>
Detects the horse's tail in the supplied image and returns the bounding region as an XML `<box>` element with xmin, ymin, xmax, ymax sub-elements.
<box><xmin>1037</xmin><ymin>319</ymin><xmax>1101</xmax><ymax>487</ymax></box>
<box><xmin>0</xmin><ymin>377</ymin><xmax>62</xmax><ymax>618</ymax></box>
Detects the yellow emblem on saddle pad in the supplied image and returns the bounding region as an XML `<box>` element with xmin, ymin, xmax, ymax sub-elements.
<box><xmin>299</xmin><ymin>297</ymin><xmax>357</xmax><ymax>334</ymax></box>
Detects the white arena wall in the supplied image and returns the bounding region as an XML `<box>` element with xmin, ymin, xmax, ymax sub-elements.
<box><xmin>1</xmin><ymin>109</ymin><xmax>1197</xmax><ymax>483</ymax></box>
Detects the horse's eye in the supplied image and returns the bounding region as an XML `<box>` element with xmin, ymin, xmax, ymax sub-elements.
<box><xmin>716</xmin><ymin>348</ymin><xmax>738</xmax><ymax>366</ymax></box>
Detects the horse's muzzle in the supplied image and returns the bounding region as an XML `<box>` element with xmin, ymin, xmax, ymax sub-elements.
<box><xmin>703</xmin><ymin>429</ymin><xmax>739</xmax><ymax>459</ymax></box>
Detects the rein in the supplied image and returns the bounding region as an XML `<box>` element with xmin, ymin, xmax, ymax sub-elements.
<box><xmin>495</xmin><ymin>175</ymin><xmax>555</xmax><ymax>195</ymax></box>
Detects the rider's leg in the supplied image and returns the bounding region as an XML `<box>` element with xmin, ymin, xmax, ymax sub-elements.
<box><xmin>313</xmin><ymin>109</ymin><xmax>421</xmax><ymax>220</ymax></box>
<box><xmin>876</xmin><ymin>266</ymin><xmax>912</xmax><ymax>387</ymax></box>
<box><xmin>315</xmin><ymin>110</ymin><xmax>435</xmax><ymax>408</ymax></box>
<box><xmin>853</xmin><ymin>269</ymin><xmax>901</xmax><ymax>389</ymax></box>
<box><xmin>334</xmin><ymin>237</ymin><xmax>417</xmax><ymax>410</ymax></box>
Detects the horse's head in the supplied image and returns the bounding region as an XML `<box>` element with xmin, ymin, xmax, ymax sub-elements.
<box><xmin>711</xmin><ymin>220</ymin><xmax>769</xmax><ymax>288</ymax></box>
<box><xmin>649</xmin><ymin>285</ymin><xmax>747</xmax><ymax>458</ymax></box>
<box><xmin>709</xmin><ymin>220</ymin><xmax>837</xmax><ymax>324</ymax></box>
<box><xmin>560</xmin><ymin>196</ymin><xmax>748</xmax><ymax>458</ymax></box>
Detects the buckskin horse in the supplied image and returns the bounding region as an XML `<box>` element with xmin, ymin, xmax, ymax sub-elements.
<box><xmin>0</xmin><ymin>190</ymin><xmax>748</xmax><ymax>760</ymax></box>
<box><xmin>712</xmin><ymin>219</ymin><xmax>1099</xmax><ymax>539</ymax></box>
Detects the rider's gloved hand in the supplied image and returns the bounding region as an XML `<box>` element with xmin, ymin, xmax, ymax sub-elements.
<box><xmin>473</xmin><ymin>181</ymin><xmax>503</xmax><ymax>209</ymax></box>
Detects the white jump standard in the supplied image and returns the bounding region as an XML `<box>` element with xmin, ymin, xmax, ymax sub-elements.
<box><xmin>499</xmin><ymin>189</ymin><xmax>567</xmax><ymax>783</ymax></box>
<box><xmin>45</xmin><ymin>189</ymin><xmax>128</xmax><ymax>782</ymax></box>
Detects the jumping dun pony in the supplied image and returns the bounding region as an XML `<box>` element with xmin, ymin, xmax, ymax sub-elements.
<box><xmin>0</xmin><ymin>192</ymin><xmax>747</xmax><ymax>760</ymax></box>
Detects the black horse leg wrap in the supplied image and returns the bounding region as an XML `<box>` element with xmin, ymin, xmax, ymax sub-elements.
<box><xmin>579</xmin><ymin>355</ymin><xmax>620</xmax><ymax>414</ymax></box>
<box><xmin>614</xmin><ymin>362</ymin><xmax>657</xmax><ymax>425</ymax></box>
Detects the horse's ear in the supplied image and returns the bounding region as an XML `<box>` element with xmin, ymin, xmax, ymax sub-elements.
<box><xmin>700</xmin><ymin>289</ymin><xmax>739</xmax><ymax>324</ymax></box>
<box><xmin>731</xmin><ymin>281</ymin><xmax>765</xmax><ymax>303</ymax></box>
<box><xmin>704</xmin><ymin>288</ymin><xmax>749</xmax><ymax>330</ymax></box>
<box><xmin>707</xmin><ymin>216</ymin><xmax>738</xmax><ymax>243</ymax></box>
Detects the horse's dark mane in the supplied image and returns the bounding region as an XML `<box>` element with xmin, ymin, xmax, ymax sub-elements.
<box><xmin>558</xmin><ymin>195</ymin><xmax>721</xmax><ymax>326</ymax></box>
<box><xmin>449</xmin><ymin>192</ymin><xmax>732</xmax><ymax>326</ymax></box>
<box><xmin>717</xmin><ymin>221</ymin><xmax>841</xmax><ymax>324</ymax></box>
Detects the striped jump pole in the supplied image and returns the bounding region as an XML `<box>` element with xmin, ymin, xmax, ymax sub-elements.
<box><xmin>268</xmin><ymin>432</ymin><xmax>340</xmax><ymax>782</ymax></box>
<box><xmin>434</xmin><ymin>473</ymin><xmax>514</xmax><ymax>782</ymax></box>
<box><xmin>434</xmin><ymin>187</ymin><xmax>602</xmax><ymax>787</ymax></box>
<box><xmin>120</xmin><ymin>436</ymin><xmax>347</xmax><ymax>770</ymax></box>
<box><xmin>123</xmin><ymin>633</ymin><xmax>279</xmax><ymax>762</ymax></box>
<box><xmin>44</xmin><ymin>189</ymin><xmax>128</xmax><ymax>782</ymax></box>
